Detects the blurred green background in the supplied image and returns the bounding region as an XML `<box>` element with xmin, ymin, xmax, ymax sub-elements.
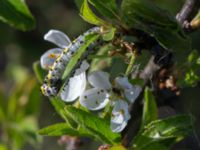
<box><xmin>0</xmin><ymin>0</ymin><xmax>199</xmax><ymax>150</ymax></box>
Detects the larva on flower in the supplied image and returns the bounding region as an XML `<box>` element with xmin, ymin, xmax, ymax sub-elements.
<box><xmin>41</xmin><ymin>27</ymin><xmax>104</xmax><ymax>97</ymax></box>
<box><xmin>59</xmin><ymin>38</ymin><xmax>106</xmax><ymax>100</ymax></box>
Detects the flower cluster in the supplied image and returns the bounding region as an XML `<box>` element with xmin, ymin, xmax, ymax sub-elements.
<box><xmin>40</xmin><ymin>29</ymin><xmax>142</xmax><ymax>133</ymax></box>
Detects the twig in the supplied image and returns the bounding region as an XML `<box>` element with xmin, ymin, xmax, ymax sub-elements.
<box><xmin>176</xmin><ymin>0</ymin><xmax>200</xmax><ymax>32</ymax></box>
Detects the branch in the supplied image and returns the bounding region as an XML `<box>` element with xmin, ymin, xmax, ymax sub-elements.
<box><xmin>176</xmin><ymin>0</ymin><xmax>200</xmax><ymax>32</ymax></box>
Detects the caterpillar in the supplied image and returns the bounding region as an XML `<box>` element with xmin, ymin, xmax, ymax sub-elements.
<box><xmin>41</xmin><ymin>27</ymin><xmax>105</xmax><ymax>97</ymax></box>
<box><xmin>59</xmin><ymin>38</ymin><xmax>106</xmax><ymax>99</ymax></box>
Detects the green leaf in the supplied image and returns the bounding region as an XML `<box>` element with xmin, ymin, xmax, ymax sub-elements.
<box><xmin>38</xmin><ymin>123</ymin><xmax>93</xmax><ymax>138</ymax></box>
<box><xmin>50</xmin><ymin>97</ymin><xmax>78</xmax><ymax>128</ymax></box>
<box><xmin>0</xmin><ymin>0</ymin><xmax>35</xmax><ymax>30</ymax></box>
<box><xmin>143</xmin><ymin>115</ymin><xmax>194</xmax><ymax>139</ymax></box>
<box><xmin>33</xmin><ymin>61</ymin><xmax>46</xmax><ymax>84</ymax></box>
<box><xmin>80</xmin><ymin>0</ymin><xmax>106</xmax><ymax>26</ymax></box>
<box><xmin>65</xmin><ymin>106</ymin><xmax>121</xmax><ymax>144</ymax></box>
<box><xmin>110</xmin><ymin>57</ymin><xmax>127</xmax><ymax>79</ymax></box>
<box><xmin>134</xmin><ymin>115</ymin><xmax>194</xmax><ymax>149</ymax></box>
<box><xmin>102</xmin><ymin>27</ymin><xmax>116</xmax><ymax>41</ymax></box>
<box><xmin>121</xmin><ymin>0</ymin><xmax>190</xmax><ymax>52</ymax></box>
<box><xmin>88</xmin><ymin>0</ymin><xmax>120</xmax><ymax>21</ymax></box>
<box><xmin>142</xmin><ymin>87</ymin><xmax>158</xmax><ymax>128</ymax></box>
<box><xmin>61</xmin><ymin>33</ymin><xmax>100</xmax><ymax>82</ymax></box>
<box><xmin>178</xmin><ymin>50</ymin><xmax>200</xmax><ymax>87</ymax></box>
<box><xmin>50</xmin><ymin>97</ymin><xmax>65</xmax><ymax>117</ymax></box>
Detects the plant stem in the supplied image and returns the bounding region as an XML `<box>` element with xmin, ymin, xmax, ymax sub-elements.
<box><xmin>125</xmin><ymin>53</ymin><xmax>136</xmax><ymax>76</ymax></box>
<box><xmin>176</xmin><ymin>0</ymin><xmax>200</xmax><ymax>32</ymax></box>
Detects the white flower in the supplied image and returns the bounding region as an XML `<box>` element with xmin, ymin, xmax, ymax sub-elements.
<box><xmin>79</xmin><ymin>71</ymin><xmax>111</xmax><ymax>111</ymax></box>
<box><xmin>61</xmin><ymin>69</ymin><xmax>141</xmax><ymax>133</ymax></box>
<box><xmin>60</xmin><ymin>60</ymin><xmax>89</xmax><ymax>102</ymax></box>
<box><xmin>111</xmin><ymin>100</ymin><xmax>131</xmax><ymax>133</ymax></box>
<box><xmin>79</xmin><ymin>70</ymin><xmax>141</xmax><ymax>132</ymax></box>
<box><xmin>115</xmin><ymin>77</ymin><xmax>142</xmax><ymax>103</ymax></box>
<box><xmin>40</xmin><ymin>30</ymin><xmax>72</xmax><ymax>70</ymax></box>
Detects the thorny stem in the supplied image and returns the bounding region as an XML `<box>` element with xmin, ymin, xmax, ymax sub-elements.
<box><xmin>122</xmin><ymin>0</ymin><xmax>200</xmax><ymax>148</ymax></box>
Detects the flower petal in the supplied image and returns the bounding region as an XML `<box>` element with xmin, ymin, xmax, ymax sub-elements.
<box><xmin>44</xmin><ymin>29</ymin><xmax>71</xmax><ymax>48</ymax></box>
<box><xmin>115</xmin><ymin>76</ymin><xmax>132</xmax><ymax>90</ymax></box>
<box><xmin>60</xmin><ymin>72</ymin><xmax>86</xmax><ymax>102</ymax></box>
<box><xmin>110</xmin><ymin>121</ymin><xmax>128</xmax><ymax>133</ymax></box>
<box><xmin>110</xmin><ymin>100</ymin><xmax>130</xmax><ymax>132</ymax></box>
<box><xmin>124</xmin><ymin>86</ymin><xmax>142</xmax><ymax>103</ymax></box>
<box><xmin>80</xmin><ymin>88</ymin><xmax>110</xmax><ymax>111</ymax></box>
<box><xmin>111</xmin><ymin>112</ymin><xmax>124</xmax><ymax>124</ymax></box>
<box><xmin>111</xmin><ymin>100</ymin><xmax>130</xmax><ymax>124</ymax></box>
<box><xmin>74</xmin><ymin>60</ymin><xmax>90</xmax><ymax>76</ymax></box>
<box><xmin>40</xmin><ymin>48</ymin><xmax>62</xmax><ymax>70</ymax></box>
<box><xmin>88</xmin><ymin>71</ymin><xmax>112</xmax><ymax>89</ymax></box>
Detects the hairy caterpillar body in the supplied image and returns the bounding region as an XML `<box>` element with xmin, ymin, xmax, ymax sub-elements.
<box><xmin>41</xmin><ymin>27</ymin><xmax>105</xmax><ymax>97</ymax></box>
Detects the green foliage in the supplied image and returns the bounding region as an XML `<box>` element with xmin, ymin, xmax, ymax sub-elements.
<box><xmin>50</xmin><ymin>97</ymin><xmax>79</xmax><ymax>129</ymax></box>
<box><xmin>79</xmin><ymin>0</ymin><xmax>119</xmax><ymax>24</ymax></box>
<box><xmin>141</xmin><ymin>87</ymin><xmax>158</xmax><ymax>128</ymax></box>
<box><xmin>33</xmin><ymin>0</ymin><xmax>197</xmax><ymax>149</ymax></box>
<box><xmin>50</xmin><ymin>97</ymin><xmax>66</xmax><ymax>119</ymax></box>
<box><xmin>64</xmin><ymin>106</ymin><xmax>121</xmax><ymax>144</ymax></box>
<box><xmin>78</xmin><ymin>0</ymin><xmax>191</xmax><ymax>62</ymax></box>
<box><xmin>133</xmin><ymin>115</ymin><xmax>194</xmax><ymax>149</ymax></box>
<box><xmin>102</xmin><ymin>27</ymin><xmax>116</xmax><ymax>41</ymax></box>
<box><xmin>131</xmin><ymin>90</ymin><xmax>193</xmax><ymax>149</ymax></box>
<box><xmin>38</xmin><ymin>123</ymin><xmax>93</xmax><ymax>137</ymax></box>
<box><xmin>178</xmin><ymin>50</ymin><xmax>200</xmax><ymax>87</ymax></box>
<box><xmin>88</xmin><ymin>0</ymin><xmax>119</xmax><ymax>21</ymax></box>
<box><xmin>80</xmin><ymin>0</ymin><xmax>106</xmax><ymax>26</ymax></box>
<box><xmin>121</xmin><ymin>0</ymin><xmax>190</xmax><ymax>53</ymax></box>
<box><xmin>0</xmin><ymin>0</ymin><xmax>35</xmax><ymax>30</ymax></box>
<box><xmin>0</xmin><ymin>76</ymin><xmax>41</xmax><ymax>150</ymax></box>
<box><xmin>110</xmin><ymin>57</ymin><xmax>128</xmax><ymax>79</ymax></box>
<box><xmin>38</xmin><ymin>105</ymin><xmax>121</xmax><ymax>144</ymax></box>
